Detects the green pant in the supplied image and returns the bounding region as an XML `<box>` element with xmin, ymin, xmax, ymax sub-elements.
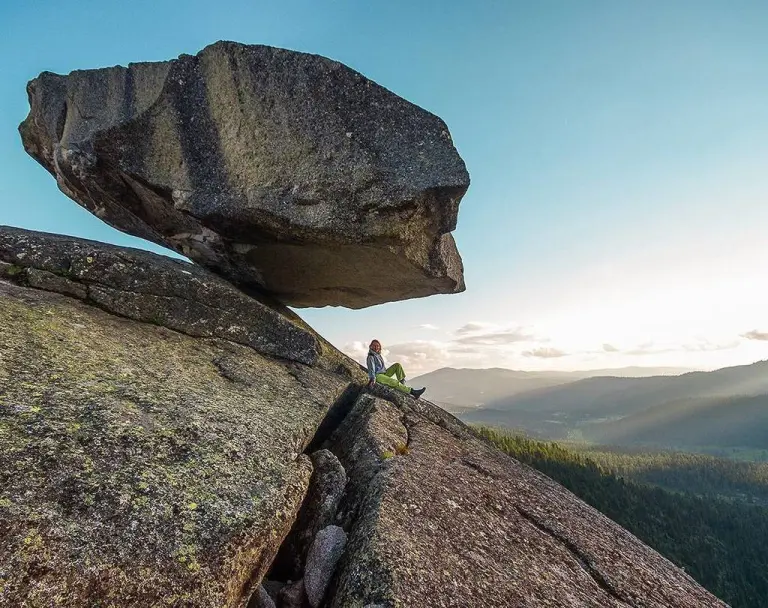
<box><xmin>375</xmin><ymin>363</ymin><xmax>410</xmax><ymax>394</ymax></box>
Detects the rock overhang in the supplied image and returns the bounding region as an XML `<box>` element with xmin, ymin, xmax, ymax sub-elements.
<box><xmin>19</xmin><ymin>41</ymin><xmax>470</xmax><ymax>309</ymax></box>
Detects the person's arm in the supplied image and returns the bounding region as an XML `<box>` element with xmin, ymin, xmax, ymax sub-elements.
<box><xmin>366</xmin><ymin>354</ymin><xmax>376</xmax><ymax>386</ymax></box>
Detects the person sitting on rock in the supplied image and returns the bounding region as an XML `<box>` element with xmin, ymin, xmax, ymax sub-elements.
<box><xmin>366</xmin><ymin>339</ymin><xmax>426</xmax><ymax>399</ymax></box>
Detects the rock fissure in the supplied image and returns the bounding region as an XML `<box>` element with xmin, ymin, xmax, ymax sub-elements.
<box><xmin>515</xmin><ymin>507</ymin><xmax>634</xmax><ymax>607</ymax></box>
<box><xmin>253</xmin><ymin>386</ymin><xmax>417</xmax><ymax>608</ymax></box>
<box><xmin>305</xmin><ymin>384</ymin><xmax>365</xmax><ymax>455</ymax></box>
<box><xmin>249</xmin><ymin>385</ymin><xmax>366</xmax><ymax>608</ymax></box>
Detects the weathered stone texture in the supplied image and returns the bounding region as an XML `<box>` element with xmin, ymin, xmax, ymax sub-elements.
<box><xmin>328</xmin><ymin>390</ymin><xmax>728</xmax><ymax>608</ymax></box>
<box><xmin>19</xmin><ymin>41</ymin><xmax>469</xmax><ymax>308</ymax></box>
<box><xmin>304</xmin><ymin>525</ymin><xmax>347</xmax><ymax>608</ymax></box>
<box><xmin>0</xmin><ymin>280</ymin><xmax>350</xmax><ymax>607</ymax></box>
<box><xmin>0</xmin><ymin>226</ymin><xmax>365</xmax><ymax>381</ymax></box>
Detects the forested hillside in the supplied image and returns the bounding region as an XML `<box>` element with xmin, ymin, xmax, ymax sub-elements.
<box><xmin>568</xmin><ymin>443</ymin><xmax>768</xmax><ymax>504</ymax></box>
<box><xmin>584</xmin><ymin>393</ymin><xmax>768</xmax><ymax>449</ymax></box>
<box><xmin>477</xmin><ymin>427</ymin><xmax>768</xmax><ymax>608</ymax></box>
<box><xmin>460</xmin><ymin>361</ymin><xmax>768</xmax><ymax>448</ymax></box>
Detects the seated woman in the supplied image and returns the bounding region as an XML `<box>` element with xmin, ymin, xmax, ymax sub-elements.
<box><xmin>366</xmin><ymin>339</ymin><xmax>426</xmax><ymax>399</ymax></box>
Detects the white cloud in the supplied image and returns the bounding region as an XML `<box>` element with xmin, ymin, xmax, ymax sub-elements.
<box><xmin>609</xmin><ymin>338</ymin><xmax>740</xmax><ymax>357</ymax></box>
<box><xmin>683</xmin><ymin>339</ymin><xmax>739</xmax><ymax>352</ymax></box>
<box><xmin>454</xmin><ymin>328</ymin><xmax>535</xmax><ymax>346</ymax></box>
<box><xmin>344</xmin><ymin>341</ymin><xmax>369</xmax><ymax>360</ymax></box>
<box><xmin>384</xmin><ymin>340</ymin><xmax>453</xmax><ymax>375</ymax></box>
<box><xmin>343</xmin><ymin>339</ymin><xmax>454</xmax><ymax>375</ymax></box>
<box><xmin>418</xmin><ymin>323</ymin><xmax>440</xmax><ymax>331</ymax></box>
<box><xmin>743</xmin><ymin>330</ymin><xmax>768</xmax><ymax>341</ymax></box>
<box><xmin>340</xmin><ymin>322</ymin><xmax>749</xmax><ymax>376</ymax></box>
<box><xmin>623</xmin><ymin>342</ymin><xmax>674</xmax><ymax>356</ymax></box>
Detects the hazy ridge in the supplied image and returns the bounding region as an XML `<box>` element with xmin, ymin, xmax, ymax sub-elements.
<box><xmin>416</xmin><ymin>361</ymin><xmax>768</xmax><ymax>451</ymax></box>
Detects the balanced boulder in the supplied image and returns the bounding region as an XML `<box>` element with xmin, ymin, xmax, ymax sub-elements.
<box><xmin>19</xmin><ymin>41</ymin><xmax>469</xmax><ymax>308</ymax></box>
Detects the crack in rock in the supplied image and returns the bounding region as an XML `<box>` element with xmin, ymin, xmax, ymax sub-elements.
<box><xmin>516</xmin><ymin>507</ymin><xmax>634</xmax><ymax>607</ymax></box>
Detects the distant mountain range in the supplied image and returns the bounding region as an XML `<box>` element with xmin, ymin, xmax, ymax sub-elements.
<box><xmin>411</xmin><ymin>365</ymin><xmax>693</xmax><ymax>412</ymax></box>
<box><xmin>415</xmin><ymin>361</ymin><xmax>768</xmax><ymax>450</ymax></box>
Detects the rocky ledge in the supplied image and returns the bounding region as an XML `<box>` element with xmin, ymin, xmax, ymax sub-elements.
<box><xmin>0</xmin><ymin>226</ymin><xmax>362</xmax><ymax>378</ymax></box>
<box><xmin>0</xmin><ymin>227</ymin><xmax>727</xmax><ymax>607</ymax></box>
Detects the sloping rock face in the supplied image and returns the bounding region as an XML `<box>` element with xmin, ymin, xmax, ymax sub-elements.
<box><xmin>325</xmin><ymin>388</ymin><xmax>728</xmax><ymax>608</ymax></box>
<box><xmin>0</xmin><ymin>228</ymin><xmax>725</xmax><ymax>607</ymax></box>
<box><xmin>0</xmin><ymin>226</ymin><xmax>364</xmax><ymax>379</ymax></box>
<box><xmin>0</xmin><ymin>277</ymin><xmax>352</xmax><ymax>606</ymax></box>
<box><xmin>0</xmin><ymin>227</ymin><xmax>368</xmax><ymax>607</ymax></box>
<box><xmin>19</xmin><ymin>41</ymin><xmax>469</xmax><ymax>308</ymax></box>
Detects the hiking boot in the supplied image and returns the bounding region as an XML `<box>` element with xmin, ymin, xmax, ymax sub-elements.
<box><xmin>410</xmin><ymin>387</ymin><xmax>426</xmax><ymax>399</ymax></box>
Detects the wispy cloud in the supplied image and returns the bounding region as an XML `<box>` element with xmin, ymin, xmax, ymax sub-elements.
<box><xmin>342</xmin><ymin>339</ymin><xmax>454</xmax><ymax>375</ymax></box>
<box><xmin>343</xmin><ymin>323</ymin><xmax>753</xmax><ymax>375</ymax></box>
<box><xmin>454</xmin><ymin>322</ymin><xmax>496</xmax><ymax>336</ymax></box>
<box><xmin>523</xmin><ymin>347</ymin><xmax>568</xmax><ymax>358</ymax></box>
<box><xmin>742</xmin><ymin>330</ymin><xmax>768</xmax><ymax>341</ymax></box>
<box><xmin>454</xmin><ymin>328</ymin><xmax>535</xmax><ymax>346</ymax></box>
<box><xmin>344</xmin><ymin>340</ymin><xmax>370</xmax><ymax>359</ymax></box>
<box><xmin>384</xmin><ymin>340</ymin><xmax>453</xmax><ymax>373</ymax></box>
<box><xmin>683</xmin><ymin>339</ymin><xmax>739</xmax><ymax>352</ymax></box>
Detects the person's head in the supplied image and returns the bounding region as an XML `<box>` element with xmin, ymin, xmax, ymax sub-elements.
<box><xmin>369</xmin><ymin>339</ymin><xmax>381</xmax><ymax>353</ymax></box>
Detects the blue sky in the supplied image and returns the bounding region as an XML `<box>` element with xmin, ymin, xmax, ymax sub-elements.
<box><xmin>2</xmin><ymin>0</ymin><xmax>768</xmax><ymax>373</ymax></box>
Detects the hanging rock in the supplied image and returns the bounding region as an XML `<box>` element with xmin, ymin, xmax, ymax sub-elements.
<box><xmin>19</xmin><ymin>41</ymin><xmax>470</xmax><ymax>308</ymax></box>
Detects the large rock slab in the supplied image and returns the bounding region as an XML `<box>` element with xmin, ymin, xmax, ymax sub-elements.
<box><xmin>0</xmin><ymin>226</ymin><xmax>365</xmax><ymax>381</ymax></box>
<box><xmin>19</xmin><ymin>41</ymin><xmax>469</xmax><ymax>308</ymax></box>
<box><xmin>326</xmin><ymin>391</ymin><xmax>728</xmax><ymax>607</ymax></box>
<box><xmin>0</xmin><ymin>277</ymin><xmax>353</xmax><ymax>607</ymax></box>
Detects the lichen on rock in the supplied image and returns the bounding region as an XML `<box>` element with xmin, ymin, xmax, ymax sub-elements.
<box><xmin>0</xmin><ymin>280</ymin><xmax>350</xmax><ymax>607</ymax></box>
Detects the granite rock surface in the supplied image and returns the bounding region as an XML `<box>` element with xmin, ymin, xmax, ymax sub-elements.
<box><xmin>19</xmin><ymin>41</ymin><xmax>469</xmax><ymax>308</ymax></box>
